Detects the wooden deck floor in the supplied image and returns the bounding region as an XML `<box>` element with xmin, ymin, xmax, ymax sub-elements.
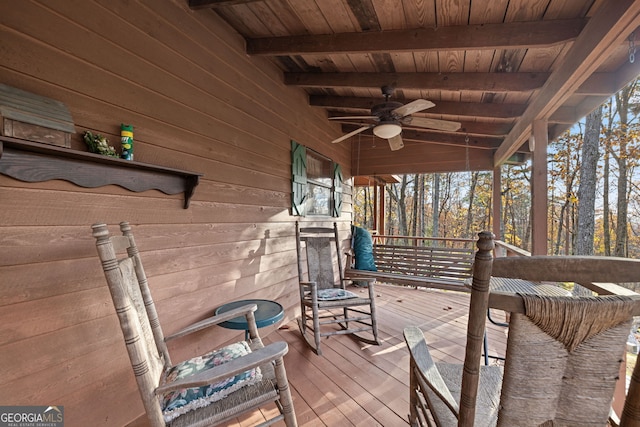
<box><xmin>226</xmin><ymin>283</ymin><xmax>508</xmax><ymax>427</ymax></box>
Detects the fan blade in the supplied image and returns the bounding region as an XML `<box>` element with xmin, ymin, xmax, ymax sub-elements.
<box><xmin>392</xmin><ymin>99</ymin><xmax>435</xmax><ymax>117</ymax></box>
<box><xmin>331</xmin><ymin>125</ymin><xmax>371</xmax><ymax>144</ymax></box>
<box><xmin>329</xmin><ymin>115</ymin><xmax>377</xmax><ymax>120</ymax></box>
<box><xmin>407</xmin><ymin>117</ymin><xmax>462</xmax><ymax>132</ymax></box>
<box><xmin>388</xmin><ymin>134</ymin><xmax>404</xmax><ymax>151</ymax></box>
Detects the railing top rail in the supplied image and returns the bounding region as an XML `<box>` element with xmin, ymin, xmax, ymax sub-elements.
<box><xmin>373</xmin><ymin>235</ymin><xmax>476</xmax><ymax>243</ymax></box>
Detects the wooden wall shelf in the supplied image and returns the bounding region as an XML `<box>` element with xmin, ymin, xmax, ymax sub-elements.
<box><xmin>0</xmin><ymin>136</ymin><xmax>202</xmax><ymax>208</ymax></box>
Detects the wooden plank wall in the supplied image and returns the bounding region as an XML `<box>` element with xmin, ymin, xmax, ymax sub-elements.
<box><xmin>0</xmin><ymin>1</ymin><xmax>352</xmax><ymax>425</ymax></box>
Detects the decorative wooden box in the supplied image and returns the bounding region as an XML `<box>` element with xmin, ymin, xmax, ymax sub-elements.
<box><xmin>0</xmin><ymin>84</ymin><xmax>75</xmax><ymax>148</ymax></box>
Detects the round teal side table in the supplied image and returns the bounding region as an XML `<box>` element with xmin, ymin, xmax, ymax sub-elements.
<box><xmin>215</xmin><ymin>299</ymin><xmax>284</xmax><ymax>340</ymax></box>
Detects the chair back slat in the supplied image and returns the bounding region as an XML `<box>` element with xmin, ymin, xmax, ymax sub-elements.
<box><xmin>305</xmin><ymin>237</ymin><xmax>338</xmax><ymax>290</ymax></box>
<box><xmin>296</xmin><ymin>223</ymin><xmax>343</xmax><ymax>290</ymax></box>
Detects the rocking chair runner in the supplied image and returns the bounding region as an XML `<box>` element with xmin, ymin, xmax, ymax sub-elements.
<box><xmin>295</xmin><ymin>222</ymin><xmax>380</xmax><ymax>356</ymax></box>
<box><xmin>405</xmin><ymin>231</ymin><xmax>640</xmax><ymax>427</ymax></box>
<box><xmin>92</xmin><ymin>222</ymin><xmax>297</xmax><ymax>427</ymax></box>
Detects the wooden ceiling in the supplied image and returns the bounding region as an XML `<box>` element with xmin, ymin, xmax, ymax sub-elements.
<box><xmin>190</xmin><ymin>0</ymin><xmax>640</xmax><ymax>176</ymax></box>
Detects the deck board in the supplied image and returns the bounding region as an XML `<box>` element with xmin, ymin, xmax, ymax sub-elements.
<box><xmin>220</xmin><ymin>283</ymin><xmax>508</xmax><ymax>427</ymax></box>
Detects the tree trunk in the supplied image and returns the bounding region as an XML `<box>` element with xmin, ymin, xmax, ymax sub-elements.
<box><xmin>411</xmin><ymin>174</ymin><xmax>419</xmax><ymax>236</ymax></box>
<box><xmin>432</xmin><ymin>174</ymin><xmax>440</xmax><ymax>237</ymax></box>
<box><xmin>602</xmin><ymin>103</ymin><xmax>613</xmax><ymax>256</ymax></box>
<box><xmin>574</xmin><ymin>108</ymin><xmax>601</xmax><ymax>296</ymax></box>
<box><xmin>614</xmin><ymin>83</ymin><xmax>635</xmax><ymax>257</ymax></box>
<box><xmin>576</xmin><ymin>106</ymin><xmax>601</xmax><ymax>256</ymax></box>
<box><xmin>466</xmin><ymin>171</ymin><xmax>478</xmax><ymax>238</ymax></box>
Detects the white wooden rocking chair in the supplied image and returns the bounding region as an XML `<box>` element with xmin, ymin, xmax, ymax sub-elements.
<box><xmin>405</xmin><ymin>231</ymin><xmax>640</xmax><ymax>426</ymax></box>
<box><xmin>295</xmin><ymin>222</ymin><xmax>380</xmax><ymax>356</ymax></box>
<box><xmin>92</xmin><ymin>222</ymin><xmax>297</xmax><ymax>427</ymax></box>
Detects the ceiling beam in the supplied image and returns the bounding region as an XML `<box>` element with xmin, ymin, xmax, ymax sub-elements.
<box><xmin>494</xmin><ymin>0</ymin><xmax>640</xmax><ymax>165</ymax></box>
<box><xmin>313</xmin><ymin>96</ymin><xmax>526</xmax><ymax>119</ymax></box>
<box><xmin>286</xmin><ymin>72</ymin><xmax>548</xmax><ymax>92</ymax></box>
<box><xmin>333</xmin><ymin>117</ymin><xmax>511</xmax><ymax>136</ymax></box>
<box><xmin>340</xmin><ymin>124</ymin><xmax>506</xmax><ymax>149</ymax></box>
<box><xmin>550</xmin><ymin>57</ymin><xmax>640</xmax><ymax>137</ymax></box>
<box><xmin>247</xmin><ymin>19</ymin><xmax>586</xmax><ymax>55</ymax></box>
<box><xmin>188</xmin><ymin>0</ymin><xmax>261</xmax><ymax>8</ymax></box>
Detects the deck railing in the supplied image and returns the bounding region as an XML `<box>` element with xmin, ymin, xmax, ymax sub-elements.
<box><xmin>372</xmin><ymin>234</ymin><xmax>523</xmax><ymax>259</ymax></box>
<box><xmin>371</xmin><ymin>234</ymin><xmax>476</xmax><ymax>250</ymax></box>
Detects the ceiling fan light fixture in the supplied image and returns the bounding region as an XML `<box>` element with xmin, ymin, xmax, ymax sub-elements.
<box><xmin>373</xmin><ymin>123</ymin><xmax>402</xmax><ymax>139</ymax></box>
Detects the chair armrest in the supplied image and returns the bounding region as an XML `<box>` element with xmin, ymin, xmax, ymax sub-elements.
<box><xmin>165</xmin><ymin>303</ymin><xmax>258</xmax><ymax>342</ymax></box>
<box><xmin>404</xmin><ymin>326</ymin><xmax>459</xmax><ymax>415</ymax></box>
<box><xmin>155</xmin><ymin>341</ymin><xmax>289</xmax><ymax>395</ymax></box>
<box><xmin>299</xmin><ymin>281</ymin><xmax>317</xmax><ymax>292</ymax></box>
<box><xmin>345</xmin><ymin>250</ymin><xmax>355</xmax><ymax>268</ymax></box>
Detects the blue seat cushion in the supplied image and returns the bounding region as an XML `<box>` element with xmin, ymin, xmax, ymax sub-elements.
<box><xmin>161</xmin><ymin>341</ymin><xmax>262</xmax><ymax>422</ymax></box>
<box><xmin>316</xmin><ymin>288</ymin><xmax>359</xmax><ymax>300</ymax></box>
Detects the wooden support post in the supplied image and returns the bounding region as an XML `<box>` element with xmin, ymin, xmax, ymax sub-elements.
<box><xmin>531</xmin><ymin>120</ymin><xmax>548</xmax><ymax>255</ymax></box>
<box><xmin>372</xmin><ymin>184</ymin><xmax>378</xmax><ymax>232</ymax></box>
<box><xmin>378</xmin><ymin>183</ymin><xmax>385</xmax><ymax>235</ymax></box>
<box><xmin>492</xmin><ymin>167</ymin><xmax>502</xmax><ymax>242</ymax></box>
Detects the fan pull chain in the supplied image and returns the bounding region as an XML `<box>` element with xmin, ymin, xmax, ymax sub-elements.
<box><xmin>465</xmin><ymin>135</ymin><xmax>470</xmax><ymax>172</ymax></box>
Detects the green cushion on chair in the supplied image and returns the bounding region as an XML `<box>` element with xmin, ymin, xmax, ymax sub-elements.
<box><xmin>352</xmin><ymin>225</ymin><xmax>377</xmax><ymax>271</ymax></box>
<box><xmin>161</xmin><ymin>341</ymin><xmax>262</xmax><ymax>422</ymax></box>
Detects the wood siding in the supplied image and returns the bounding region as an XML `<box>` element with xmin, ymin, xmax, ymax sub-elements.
<box><xmin>0</xmin><ymin>1</ymin><xmax>351</xmax><ymax>425</ymax></box>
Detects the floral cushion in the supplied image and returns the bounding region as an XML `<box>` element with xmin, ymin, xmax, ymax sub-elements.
<box><xmin>316</xmin><ymin>288</ymin><xmax>359</xmax><ymax>300</ymax></box>
<box><xmin>161</xmin><ymin>341</ymin><xmax>262</xmax><ymax>422</ymax></box>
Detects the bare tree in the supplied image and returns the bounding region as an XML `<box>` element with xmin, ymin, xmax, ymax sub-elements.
<box><xmin>576</xmin><ymin>105</ymin><xmax>601</xmax><ymax>256</ymax></box>
<box><xmin>432</xmin><ymin>174</ymin><xmax>440</xmax><ymax>237</ymax></box>
<box><xmin>465</xmin><ymin>171</ymin><xmax>479</xmax><ymax>239</ymax></box>
<box><xmin>612</xmin><ymin>81</ymin><xmax>638</xmax><ymax>256</ymax></box>
<box><xmin>574</xmin><ymin>106</ymin><xmax>602</xmax><ymax>295</ymax></box>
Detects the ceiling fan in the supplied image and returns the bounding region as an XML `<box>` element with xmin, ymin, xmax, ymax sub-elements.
<box><xmin>330</xmin><ymin>86</ymin><xmax>461</xmax><ymax>150</ymax></box>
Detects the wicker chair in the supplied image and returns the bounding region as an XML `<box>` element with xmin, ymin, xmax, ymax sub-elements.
<box><xmin>295</xmin><ymin>222</ymin><xmax>380</xmax><ymax>356</ymax></box>
<box><xmin>405</xmin><ymin>231</ymin><xmax>640</xmax><ymax>426</ymax></box>
<box><xmin>92</xmin><ymin>222</ymin><xmax>297</xmax><ymax>427</ymax></box>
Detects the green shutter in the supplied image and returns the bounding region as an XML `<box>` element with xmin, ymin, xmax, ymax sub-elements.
<box><xmin>332</xmin><ymin>163</ymin><xmax>343</xmax><ymax>217</ymax></box>
<box><xmin>291</xmin><ymin>140</ymin><xmax>307</xmax><ymax>216</ymax></box>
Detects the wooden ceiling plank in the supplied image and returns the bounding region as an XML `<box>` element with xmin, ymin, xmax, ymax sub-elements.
<box><xmin>285</xmin><ymin>71</ymin><xmax>548</xmax><ymax>92</ymax></box>
<box><xmin>246</xmin><ymin>19</ymin><xmax>587</xmax><ymax>55</ymax></box>
<box><xmin>494</xmin><ymin>0</ymin><xmax>640</xmax><ymax>165</ymax></box>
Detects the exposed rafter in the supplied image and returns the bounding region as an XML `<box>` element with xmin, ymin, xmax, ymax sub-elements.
<box><xmin>247</xmin><ymin>19</ymin><xmax>587</xmax><ymax>55</ymax></box>
<box><xmin>339</xmin><ymin>124</ymin><xmax>507</xmax><ymax>150</ymax></box>
<box><xmin>331</xmin><ymin>116</ymin><xmax>512</xmax><ymax>136</ymax></box>
<box><xmin>285</xmin><ymin>72</ymin><xmax>549</xmax><ymax>92</ymax></box>
<box><xmin>188</xmin><ymin>0</ymin><xmax>261</xmax><ymax>8</ymax></box>
<box><xmin>204</xmin><ymin>0</ymin><xmax>640</xmax><ymax>175</ymax></box>
<box><xmin>494</xmin><ymin>0</ymin><xmax>640</xmax><ymax>165</ymax></box>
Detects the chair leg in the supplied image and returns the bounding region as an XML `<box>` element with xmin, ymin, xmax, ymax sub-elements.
<box><xmin>409</xmin><ymin>359</ymin><xmax>418</xmax><ymax>426</ymax></box>
<box><xmin>312</xmin><ymin>306</ymin><xmax>322</xmax><ymax>354</ymax></box>
<box><xmin>342</xmin><ymin>307</ymin><xmax>349</xmax><ymax>329</ymax></box>
<box><xmin>369</xmin><ymin>300</ymin><xmax>379</xmax><ymax>344</ymax></box>
<box><xmin>273</xmin><ymin>356</ymin><xmax>298</xmax><ymax>427</ymax></box>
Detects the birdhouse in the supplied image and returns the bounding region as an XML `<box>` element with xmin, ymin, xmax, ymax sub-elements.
<box><xmin>0</xmin><ymin>84</ymin><xmax>75</xmax><ymax>148</ymax></box>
